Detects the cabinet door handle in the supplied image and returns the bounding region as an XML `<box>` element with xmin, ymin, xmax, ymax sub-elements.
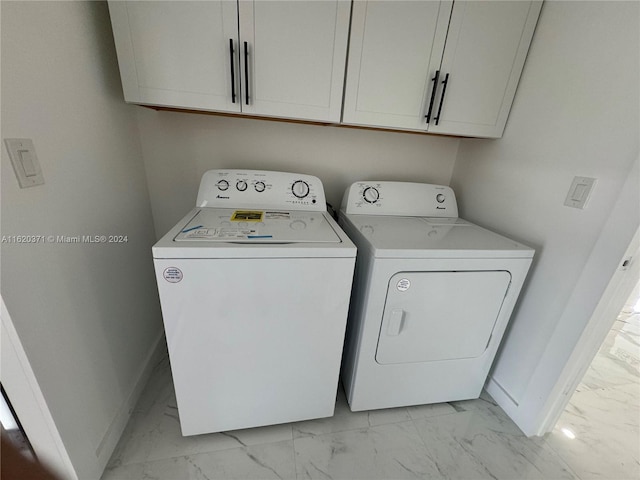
<box><xmin>244</xmin><ymin>41</ymin><xmax>249</xmax><ymax>105</ymax></box>
<box><xmin>434</xmin><ymin>73</ymin><xmax>449</xmax><ymax>126</ymax></box>
<box><xmin>424</xmin><ymin>70</ymin><xmax>440</xmax><ymax>124</ymax></box>
<box><xmin>229</xmin><ymin>39</ymin><xmax>236</xmax><ymax>103</ymax></box>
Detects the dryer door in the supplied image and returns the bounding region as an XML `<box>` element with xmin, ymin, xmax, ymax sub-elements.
<box><xmin>375</xmin><ymin>271</ymin><xmax>511</xmax><ymax>365</ymax></box>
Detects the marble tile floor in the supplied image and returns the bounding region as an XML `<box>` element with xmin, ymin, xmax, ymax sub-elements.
<box><xmin>543</xmin><ymin>311</ymin><xmax>640</xmax><ymax>480</ymax></box>
<box><xmin>103</xmin><ymin>314</ymin><xmax>639</xmax><ymax>480</ymax></box>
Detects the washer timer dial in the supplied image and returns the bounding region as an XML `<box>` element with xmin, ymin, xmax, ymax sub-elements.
<box><xmin>216</xmin><ymin>179</ymin><xmax>229</xmax><ymax>191</ymax></box>
<box><xmin>291</xmin><ymin>180</ymin><xmax>310</xmax><ymax>199</ymax></box>
<box><xmin>436</xmin><ymin>193</ymin><xmax>446</xmax><ymax>203</ymax></box>
<box><xmin>363</xmin><ymin>186</ymin><xmax>380</xmax><ymax>204</ymax></box>
<box><xmin>236</xmin><ymin>180</ymin><xmax>248</xmax><ymax>192</ymax></box>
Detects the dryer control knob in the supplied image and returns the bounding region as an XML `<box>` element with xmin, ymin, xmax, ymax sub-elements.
<box><xmin>217</xmin><ymin>179</ymin><xmax>229</xmax><ymax>191</ymax></box>
<box><xmin>236</xmin><ymin>180</ymin><xmax>248</xmax><ymax>192</ymax></box>
<box><xmin>436</xmin><ymin>193</ymin><xmax>446</xmax><ymax>203</ymax></box>
<box><xmin>363</xmin><ymin>187</ymin><xmax>380</xmax><ymax>204</ymax></box>
<box><xmin>292</xmin><ymin>180</ymin><xmax>310</xmax><ymax>198</ymax></box>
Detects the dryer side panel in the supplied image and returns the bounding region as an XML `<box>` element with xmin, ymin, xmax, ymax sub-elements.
<box><xmin>375</xmin><ymin>271</ymin><xmax>511</xmax><ymax>365</ymax></box>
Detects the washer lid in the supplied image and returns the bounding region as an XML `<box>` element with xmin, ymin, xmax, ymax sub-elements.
<box><xmin>343</xmin><ymin>214</ymin><xmax>534</xmax><ymax>258</ymax></box>
<box><xmin>174</xmin><ymin>208</ymin><xmax>342</xmax><ymax>243</ymax></box>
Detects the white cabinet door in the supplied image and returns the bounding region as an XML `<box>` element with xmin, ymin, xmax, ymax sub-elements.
<box><xmin>108</xmin><ymin>1</ymin><xmax>240</xmax><ymax>113</ymax></box>
<box><xmin>428</xmin><ymin>1</ymin><xmax>543</xmax><ymax>137</ymax></box>
<box><xmin>238</xmin><ymin>0</ymin><xmax>351</xmax><ymax>122</ymax></box>
<box><xmin>342</xmin><ymin>0</ymin><xmax>542</xmax><ymax>137</ymax></box>
<box><xmin>109</xmin><ymin>1</ymin><xmax>350</xmax><ymax>122</ymax></box>
<box><xmin>342</xmin><ymin>1</ymin><xmax>452</xmax><ymax>130</ymax></box>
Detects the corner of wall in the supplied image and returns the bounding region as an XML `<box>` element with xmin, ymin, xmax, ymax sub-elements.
<box><xmin>94</xmin><ymin>331</ymin><xmax>166</xmax><ymax>472</ymax></box>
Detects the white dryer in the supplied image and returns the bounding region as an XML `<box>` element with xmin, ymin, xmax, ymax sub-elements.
<box><xmin>153</xmin><ymin>169</ymin><xmax>356</xmax><ymax>435</ymax></box>
<box><xmin>338</xmin><ymin>181</ymin><xmax>533</xmax><ymax>411</ymax></box>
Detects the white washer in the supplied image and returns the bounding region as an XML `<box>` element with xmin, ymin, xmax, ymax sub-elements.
<box><xmin>338</xmin><ymin>181</ymin><xmax>534</xmax><ymax>411</ymax></box>
<box><xmin>153</xmin><ymin>169</ymin><xmax>356</xmax><ymax>435</ymax></box>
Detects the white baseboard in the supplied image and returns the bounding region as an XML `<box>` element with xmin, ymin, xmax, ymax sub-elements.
<box><xmin>485</xmin><ymin>376</ymin><xmax>538</xmax><ymax>437</ymax></box>
<box><xmin>94</xmin><ymin>330</ymin><xmax>166</xmax><ymax>470</ymax></box>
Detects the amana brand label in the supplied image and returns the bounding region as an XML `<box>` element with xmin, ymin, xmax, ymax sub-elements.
<box><xmin>163</xmin><ymin>267</ymin><xmax>183</xmax><ymax>283</ymax></box>
<box><xmin>396</xmin><ymin>278</ymin><xmax>411</xmax><ymax>292</ymax></box>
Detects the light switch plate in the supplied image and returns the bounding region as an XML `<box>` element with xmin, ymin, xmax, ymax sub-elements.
<box><xmin>564</xmin><ymin>176</ymin><xmax>596</xmax><ymax>209</ymax></box>
<box><xmin>4</xmin><ymin>138</ymin><xmax>45</xmax><ymax>188</ymax></box>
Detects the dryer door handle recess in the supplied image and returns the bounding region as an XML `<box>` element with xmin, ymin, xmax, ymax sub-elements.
<box><xmin>386</xmin><ymin>309</ymin><xmax>405</xmax><ymax>336</ymax></box>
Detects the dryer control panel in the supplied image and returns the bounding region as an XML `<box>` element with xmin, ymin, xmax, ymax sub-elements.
<box><xmin>341</xmin><ymin>181</ymin><xmax>458</xmax><ymax>217</ymax></box>
<box><xmin>196</xmin><ymin>169</ymin><xmax>326</xmax><ymax>211</ymax></box>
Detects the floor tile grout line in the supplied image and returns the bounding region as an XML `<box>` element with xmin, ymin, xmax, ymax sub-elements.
<box><xmin>406</xmin><ymin>407</ymin><xmax>465</xmax><ymax>422</ymax></box>
<box><xmin>136</xmin><ymin>439</ymin><xmax>300</xmax><ymax>471</ymax></box>
<box><xmin>407</xmin><ymin>414</ymin><xmax>438</xmax><ymax>458</ymax></box>
<box><xmin>292</xmin><ymin>434</ymin><xmax>300</xmax><ymax>480</ymax></box>
<box><xmin>117</xmin><ymin>428</ymin><xmax>296</xmax><ymax>468</ymax></box>
<box><xmin>291</xmin><ymin>408</ymin><xmax>456</xmax><ymax>441</ymax></box>
<box><xmin>536</xmin><ymin>434</ymin><xmax>587</xmax><ymax>480</ymax></box>
<box><xmin>294</xmin><ymin>417</ymin><xmax>424</xmax><ymax>442</ymax></box>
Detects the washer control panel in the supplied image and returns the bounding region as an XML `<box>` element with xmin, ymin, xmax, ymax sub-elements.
<box><xmin>197</xmin><ymin>169</ymin><xmax>326</xmax><ymax>211</ymax></box>
<box><xmin>341</xmin><ymin>181</ymin><xmax>458</xmax><ymax>217</ymax></box>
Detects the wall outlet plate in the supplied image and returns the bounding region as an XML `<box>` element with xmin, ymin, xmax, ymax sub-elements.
<box><xmin>564</xmin><ymin>176</ymin><xmax>596</xmax><ymax>209</ymax></box>
<box><xmin>4</xmin><ymin>138</ymin><xmax>45</xmax><ymax>188</ymax></box>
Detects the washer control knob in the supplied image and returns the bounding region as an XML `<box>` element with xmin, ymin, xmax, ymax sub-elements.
<box><xmin>236</xmin><ymin>180</ymin><xmax>248</xmax><ymax>192</ymax></box>
<box><xmin>216</xmin><ymin>179</ymin><xmax>229</xmax><ymax>191</ymax></box>
<box><xmin>255</xmin><ymin>181</ymin><xmax>266</xmax><ymax>193</ymax></box>
<box><xmin>436</xmin><ymin>193</ymin><xmax>446</xmax><ymax>203</ymax></box>
<box><xmin>292</xmin><ymin>180</ymin><xmax>310</xmax><ymax>199</ymax></box>
<box><xmin>363</xmin><ymin>187</ymin><xmax>380</xmax><ymax>204</ymax></box>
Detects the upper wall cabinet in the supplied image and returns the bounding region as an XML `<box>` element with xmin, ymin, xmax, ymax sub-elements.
<box><xmin>108</xmin><ymin>1</ymin><xmax>351</xmax><ymax>122</ymax></box>
<box><xmin>342</xmin><ymin>1</ymin><xmax>543</xmax><ymax>138</ymax></box>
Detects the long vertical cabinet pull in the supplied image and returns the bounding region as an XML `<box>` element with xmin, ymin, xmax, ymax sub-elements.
<box><xmin>433</xmin><ymin>73</ymin><xmax>449</xmax><ymax>125</ymax></box>
<box><xmin>244</xmin><ymin>41</ymin><xmax>249</xmax><ymax>105</ymax></box>
<box><xmin>424</xmin><ymin>70</ymin><xmax>440</xmax><ymax>124</ymax></box>
<box><xmin>229</xmin><ymin>39</ymin><xmax>237</xmax><ymax>103</ymax></box>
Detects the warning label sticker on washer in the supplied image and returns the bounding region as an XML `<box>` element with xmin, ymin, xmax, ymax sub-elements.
<box><xmin>183</xmin><ymin>228</ymin><xmax>256</xmax><ymax>239</ymax></box>
<box><xmin>230</xmin><ymin>210</ymin><xmax>264</xmax><ymax>222</ymax></box>
<box><xmin>163</xmin><ymin>267</ymin><xmax>183</xmax><ymax>283</ymax></box>
<box><xmin>265</xmin><ymin>211</ymin><xmax>290</xmax><ymax>219</ymax></box>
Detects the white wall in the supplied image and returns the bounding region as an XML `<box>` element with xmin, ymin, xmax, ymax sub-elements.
<box><xmin>1</xmin><ymin>2</ymin><xmax>163</xmax><ymax>478</ymax></box>
<box><xmin>450</xmin><ymin>1</ymin><xmax>639</xmax><ymax>429</ymax></box>
<box><xmin>136</xmin><ymin>110</ymin><xmax>460</xmax><ymax>238</ymax></box>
